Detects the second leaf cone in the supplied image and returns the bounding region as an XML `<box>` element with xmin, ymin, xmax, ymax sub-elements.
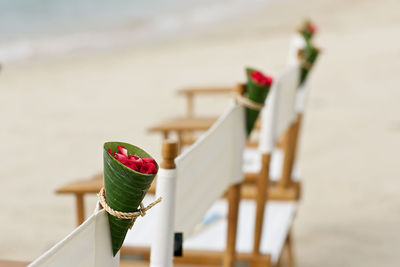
<box><xmin>245</xmin><ymin>68</ymin><xmax>273</xmax><ymax>135</ymax></box>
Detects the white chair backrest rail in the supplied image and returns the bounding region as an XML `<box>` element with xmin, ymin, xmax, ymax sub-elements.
<box><xmin>150</xmin><ymin>103</ymin><xmax>246</xmax><ymax>267</ymax></box>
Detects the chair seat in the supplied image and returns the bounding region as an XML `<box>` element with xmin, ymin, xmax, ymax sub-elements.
<box><xmin>243</xmin><ymin>148</ymin><xmax>301</xmax><ymax>182</ymax></box>
<box><xmin>124</xmin><ymin>196</ymin><xmax>297</xmax><ymax>264</ymax></box>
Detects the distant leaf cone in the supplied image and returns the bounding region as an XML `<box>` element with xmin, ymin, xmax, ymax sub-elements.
<box><xmin>103</xmin><ymin>141</ymin><xmax>158</xmax><ymax>256</ymax></box>
<box><xmin>299</xmin><ymin>43</ymin><xmax>320</xmax><ymax>86</ymax></box>
<box><xmin>245</xmin><ymin>68</ymin><xmax>273</xmax><ymax>135</ymax></box>
<box><xmin>299</xmin><ymin>20</ymin><xmax>317</xmax><ymax>43</ymax></box>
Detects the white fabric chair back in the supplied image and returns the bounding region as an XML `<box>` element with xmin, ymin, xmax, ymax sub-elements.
<box><xmin>175</xmin><ymin>102</ymin><xmax>246</xmax><ymax>237</ymax></box>
<box><xmin>259</xmin><ymin>67</ymin><xmax>300</xmax><ymax>153</ymax></box>
<box><xmin>288</xmin><ymin>33</ymin><xmax>310</xmax><ymax>113</ymax></box>
<box><xmin>29</xmin><ymin>205</ymin><xmax>120</xmax><ymax>267</ymax></box>
<box><xmin>287</xmin><ymin>33</ymin><xmax>306</xmax><ymax>67</ymax></box>
<box><xmin>151</xmin><ymin>103</ymin><xmax>246</xmax><ymax>267</ymax></box>
<box><xmin>295</xmin><ymin>83</ymin><xmax>308</xmax><ymax>113</ymax></box>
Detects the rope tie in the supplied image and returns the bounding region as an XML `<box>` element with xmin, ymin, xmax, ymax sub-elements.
<box><xmin>97</xmin><ymin>187</ymin><xmax>162</xmax><ymax>229</ymax></box>
<box><xmin>300</xmin><ymin>60</ymin><xmax>313</xmax><ymax>71</ymax></box>
<box><xmin>234</xmin><ymin>94</ymin><xmax>264</xmax><ymax>111</ymax></box>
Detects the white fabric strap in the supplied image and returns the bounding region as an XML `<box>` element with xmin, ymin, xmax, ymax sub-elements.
<box><xmin>259</xmin><ymin>67</ymin><xmax>300</xmax><ymax>153</ymax></box>
<box><xmin>29</xmin><ymin>209</ymin><xmax>119</xmax><ymax>267</ymax></box>
<box><xmin>259</xmin><ymin>83</ymin><xmax>278</xmax><ymax>153</ymax></box>
<box><xmin>174</xmin><ymin>103</ymin><xmax>246</xmax><ymax>238</ymax></box>
<box><xmin>150</xmin><ymin>168</ymin><xmax>178</xmax><ymax>267</ymax></box>
<box><xmin>287</xmin><ymin>33</ymin><xmax>306</xmax><ymax>67</ymax></box>
<box><xmin>295</xmin><ymin>83</ymin><xmax>308</xmax><ymax>113</ymax></box>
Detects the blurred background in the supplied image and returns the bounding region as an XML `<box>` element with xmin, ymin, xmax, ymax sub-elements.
<box><xmin>1</xmin><ymin>0</ymin><xmax>399</xmax><ymax>266</ymax></box>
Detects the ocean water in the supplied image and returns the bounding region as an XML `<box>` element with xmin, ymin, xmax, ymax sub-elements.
<box><xmin>0</xmin><ymin>0</ymin><xmax>270</xmax><ymax>62</ymax></box>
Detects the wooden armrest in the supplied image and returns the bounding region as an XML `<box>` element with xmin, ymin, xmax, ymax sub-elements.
<box><xmin>148</xmin><ymin>117</ymin><xmax>217</xmax><ymax>132</ymax></box>
<box><xmin>177</xmin><ymin>87</ymin><xmax>235</xmax><ymax>96</ymax></box>
<box><xmin>56</xmin><ymin>173</ymin><xmax>158</xmax><ymax>196</ymax></box>
<box><xmin>148</xmin><ymin>180</ymin><xmax>156</xmax><ymax>194</ymax></box>
<box><xmin>0</xmin><ymin>260</ymin><xmax>29</xmax><ymax>267</ymax></box>
<box><xmin>148</xmin><ymin>116</ymin><xmax>261</xmax><ymax>134</ymax></box>
<box><xmin>244</xmin><ymin>172</ymin><xmax>259</xmax><ymax>184</ymax></box>
<box><xmin>240</xmin><ymin>184</ymin><xmax>299</xmax><ymax>201</ymax></box>
<box><xmin>56</xmin><ymin>173</ymin><xmax>103</xmax><ymax>194</ymax></box>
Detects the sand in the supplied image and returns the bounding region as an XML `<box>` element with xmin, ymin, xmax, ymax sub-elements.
<box><xmin>1</xmin><ymin>0</ymin><xmax>400</xmax><ymax>265</ymax></box>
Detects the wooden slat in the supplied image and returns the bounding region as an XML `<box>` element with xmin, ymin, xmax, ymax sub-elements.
<box><xmin>56</xmin><ymin>176</ymin><xmax>295</xmax><ymax>201</ymax></box>
<box><xmin>56</xmin><ymin>174</ymin><xmax>156</xmax><ymax>196</ymax></box>
<box><xmin>76</xmin><ymin>194</ymin><xmax>85</xmax><ymax>225</ymax></box>
<box><xmin>224</xmin><ymin>184</ymin><xmax>241</xmax><ymax>267</ymax></box>
<box><xmin>252</xmin><ymin>154</ymin><xmax>270</xmax><ymax>258</ymax></box>
<box><xmin>56</xmin><ymin>173</ymin><xmax>103</xmax><ymax>194</ymax></box>
<box><xmin>244</xmin><ymin>172</ymin><xmax>259</xmax><ymax>184</ymax></box>
<box><xmin>177</xmin><ymin>87</ymin><xmax>235</xmax><ymax>96</ymax></box>
<box><xmin>0</xmin><ymin>260</ymin><xmax>29</xmax><ymax>267</ymax></box>
<box><xmin>148</xmin><ymin>117</ymin><xmax>261</xmax><ymax>133</ymax></box>
<box><xmin>120</xmin><ymin>247</ymin><xmax>270</xmax><ymax>266</ymax></box>
<box><xmin>121</xmin><ymin>259</ymin><xmax>219</xmax><ymax>267</ymax></box>
<box><xmin>240</xmin><ymin>184</ymin><xmax>298</xmax><ymax>201</ymax></box>
<box><xmin>279</xmin><ymin>124</ymin><xmax>297</xmax><ymax>189</ymax></box>
<box><xmin>148</xmin><ymin>117</ymin><xmax>216</xmax><ymax>132</ymax></box>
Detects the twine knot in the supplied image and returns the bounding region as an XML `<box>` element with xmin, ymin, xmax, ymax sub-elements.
<box><xmin>97</xmin><ymin>187</ymin><xmax>162</xmax><ymax>229</ymax></box>
<box><xmin>300</xmin><ymin>60</ymin><xmax>313</xmax><ymax>71</ymax></box>
<box><xmin>234</xmin><ymin>94</ymin><xmax>264</xmax><ymax>111</ymax></box>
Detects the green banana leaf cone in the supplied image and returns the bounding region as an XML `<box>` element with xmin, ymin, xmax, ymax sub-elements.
<box><xmin>103</xmin><ymin>141</ymin><xmax>158</xmax><ymax>256</ymax></box>
<box><xmin>299</xmin><ymin>20</ymin><xmax>317</xmax><ymax>43</ymax></box>
<box><xmin>245</xmin><ymin>68</ymin><xmax>272</xmax><ymax>135</ymax></box>
<box><xmin>299</xmin><ymin>43</ymin><xmax>320</xmax><ymax>86</ymax></box>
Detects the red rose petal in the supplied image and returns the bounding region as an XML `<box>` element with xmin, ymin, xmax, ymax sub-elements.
<box><xmin>250</xmin><ymin>71</ymin><xmax>273</xmax><ymax>87</ymax></box>
<box><xmin>117</xmin><ymin>146</ymin><xmax>128</xmax><ymax>156</ymax></box>
<box><xmin>110</xmin><ymin>147</ymin><xmax>157</xmax><ymax>174</ymax></box>
<box><xmin>142</xmin><ymin>157</ymin><xmax>156</xmax><ymax>165</ymax></box>
<box><xmin>307</xmin><ymin>23</ymin><xmax>317</xmax><ymax>34</ymax></box>
<box><xmin>141</xmin><ymin>162</ymin><xmax>157</xmax><ymax>174</ymax></box>
<box><xmin>114</xmin><ymin>153</ymin><xmax>128</xmax><ymax>164</ymax></box>
<box><xmin>266</xmin><ymin>76</ymin><xmax>273</xmax><ymax>86</ymax></box>
<box><xmin>127</xmin><ymin>157</ymin><xmax>143</xmax><ymax>168</ymax></box>
<box><xmin>126</xmin><ymin>162</ymin><xmax>139</xmax><ymax>172</ymax></box>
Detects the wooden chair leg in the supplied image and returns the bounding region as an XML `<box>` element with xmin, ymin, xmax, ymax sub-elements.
<box><xmin>251</xmin><ymin>154</ymin><xmax>271</xmax><ymax>267</ymax></box>
<box><xmin>75</xmin><ymin>193</ymin><xmax>85</xmax><ymax>226</ymax></box>
<box><xmin>279</xmin><ymin>124</ymin><xmax>296</xmax><ymax>190</ymax></box>
<box><xmin>285</xmin><ymin>231</ymin><xmax>295</xmax><ymax>267</ymax></box>
<box><xmin>162</xmin><ymin>131</ymin><xmax>169</xmax><ymax>139</ymax></box>
<box><xmin>251</xmin><ymin>255</ymin><xmax>272</xmax><ymax>267</ymax></box>
<box><xmin>177</xmin><ymin>131</ymin><xmax>184</xmax><ymax>154</ymax></box>
<box><xmin>186</xmin><ymin>93</ymin><xmax>194</xmax><ymax>117</ymax></box>
<box><xmin>224</xmin><ymin>183</ymin><xmax>241</xmax><ymax>267</ymax></box>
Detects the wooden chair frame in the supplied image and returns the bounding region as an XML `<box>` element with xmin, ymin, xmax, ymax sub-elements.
<box><xmin>149</xmin><ymin>84</ymin><xmax>302</xmax><ymax>200</ymax></box>
<box><xmin>55</xmin><ymin>78</ymin><xmax>300</xmax><ymax>266</ymax></box>
<box><xmin>120</xmin><ymin>138</ymin><xmax>267</xmax><ymax>267</ymax></box>
<box><xmin>0</xmin><ymin>260</ymin><xmax>28</xmax><ymax>267</ymax></box>
<box><xmin>56</xmin><ymin>86</ymin><xmax>303</xmax><ymax>225</ymax></box>
<box><xmin>57</xmin><ymin>133</ymin><xmax>290</xmax><ymax>266</ymax></box>
<box><xmin>121</xmin><ymin>147</ymin><xmax>294</xmax><ymax>267</ymax></box>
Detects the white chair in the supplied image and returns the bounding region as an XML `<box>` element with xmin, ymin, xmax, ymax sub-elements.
<box><xmin>242</xmin><ymin>66</ymin><xmax>300</xmax><ymax>266</ymax></box>
<box><xmin>122</xmin><ymin>66</ymin><xmax>300</xmax><ymax>267</ymax></box>
<box><xmin>29</xmin><ymin>204</ymin><xmax>119</xmax><ymax>267</ymax></box>
<box><xmin>124</xmin><ymin>102</ymin><xmax>247</xmax><ymax>267</ymax></box>
<box><xmin>243</xmin><ymin>33</ymin><xmax>311</xmax><ymax>202</ymax></box>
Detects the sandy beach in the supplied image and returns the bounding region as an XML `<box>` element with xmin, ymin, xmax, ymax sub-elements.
<box><xmin>1</xmin><ymin>0</ymin><xmax>400</xmax><ymax>265</ymax></box>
